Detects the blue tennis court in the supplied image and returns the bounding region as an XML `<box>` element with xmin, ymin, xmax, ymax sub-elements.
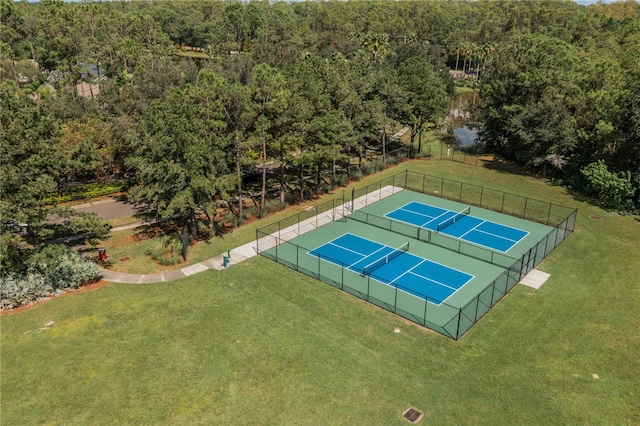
<box><xmin>385</xmin><ymin>201</ymin><xmax>528</xmax><ymax>253</ymax></box>
<box><xmin>308</xmin><ymin>233</ymin><xmax>473</xmax><ymax>305</ymax></box>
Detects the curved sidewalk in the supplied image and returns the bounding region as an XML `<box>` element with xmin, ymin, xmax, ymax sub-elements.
<box><xmin>99</xmin><ymin>185</ymin><xmax>404</xmax><ymax>284</ymax></box>
<box><xmin>99</xmin><ymin>241</ymin><xmax>258</xmax><ymax>284</ymax></box>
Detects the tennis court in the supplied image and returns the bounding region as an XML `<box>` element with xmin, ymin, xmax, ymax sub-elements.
<box><xmin>256</xmin><ymin>174</ymin><xmax>575</xmax><ymax>339</ymax></box>
<box><xmin>309</xmin><ymin>233</ymin><xmax>473</xmax><ymax>305</ymax></box>
<box><xmin>385</xmin><ymin>201</ymin><xmax>528</xmax><ymax>253</ymax></box>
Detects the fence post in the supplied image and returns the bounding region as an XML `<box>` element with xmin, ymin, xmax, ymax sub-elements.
<box><xmin>479</xmin><ymin>187</ymin><xmax>484</xmax><ymax>208</ymax></box>
<box><xmin>458</xmin><ymin>182</ymin><xmax>463</xmax><ymax>202</ymax></box>
<box><xmin>523</xmin><ymin>198</ymin><xmax>529</xmax><ymax>219</ymax></box>
<box><xmin>456</xmin><ymin>308</ymin><xmax>463</xmax><ymax>340</ymax></box>
<box><xmin>255</xmin><ymin>229</ymin><xmax>259</xmax><ymax>254</ymax></box>
<box><xmin>423</xmin><ymin>299</ymin><xmax>428</xmax><ymax>326</ymax></box>
<box><xmin>298</xmin><ymin>212</ymin><xmax>301</xmax><ymax>234</ymax></box>
<box><xmin>405</xmin><ymin>169</ymin><xmax>408</xmax><ymax>190</ymax></box>
<box><xmin>366</xmin><ymin>277</ymin><xmax>370</xmax><ymax>301</ymax></box>
<box><xmin>315</xmin><ymin>206</ymin><xmax>318</xmax><ymax>228</ymax></box>
<box><xmin>501</xmin><ymin>192</ymin><xmax>506</xmax><ymax>213</ymax></box>
<box><xmin>546</xmin><ymin>203</ymin><xmax>553</xmax><ymax>225</ymax></box>
<box><xmin>422</xmin><ymin>174</ymin><xmax>426</xmax><ymax>193</ymax></box>
<box><xmin>394</xmin><ymin>284</ymin><xmax>399</xmax><ymax>313</ymax></box>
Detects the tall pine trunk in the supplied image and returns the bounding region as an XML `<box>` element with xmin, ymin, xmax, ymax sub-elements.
<box><xmin>260</xmin><ymin>135</ymin><xmax>267</xmax><ymax>217</ymax></box>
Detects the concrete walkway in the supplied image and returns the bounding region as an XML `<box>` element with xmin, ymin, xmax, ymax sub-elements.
<box><xmin>99</xmin><ymin>185</ymin><xmax>404</xmax><ymax>284</ymax></box>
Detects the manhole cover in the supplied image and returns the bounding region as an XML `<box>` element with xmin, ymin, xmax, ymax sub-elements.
<box><xmin>588</xmin><ymin>215</ymin><xmax>602</xmax><ymax>221</ymax></box>
<box><xmin>118</xmin><ymin>255</ymin><xmax>131</xmax><ymax>262</ymax></box>
<box><xmin>402</xmin><ymin>407</ymin><xmax>423</xmax><ymax>423</ymax></box>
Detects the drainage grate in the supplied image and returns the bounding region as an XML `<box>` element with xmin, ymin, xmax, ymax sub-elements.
<box><xmin>402</xmin><ymin>407</ymin><xmax>423</xmax><ymax>424</ymax></box>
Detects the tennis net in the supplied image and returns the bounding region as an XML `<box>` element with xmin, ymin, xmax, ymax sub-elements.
<box><xmin>436</xmin><ymin>206</ymin><xmax>471</xmax><ymax>232</ymax></box>
<box><xmin>361</xmin><ymin>242</ymin><xmax>409</xmax><ymax>276</ymax></box>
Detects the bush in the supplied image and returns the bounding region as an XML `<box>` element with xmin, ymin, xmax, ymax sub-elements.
<box><xmin>44</xmin><ymin>182</ymin><xmax>127</xmax><ymax>204</ymax></box>
<box><xmin>580</xmin><ymin>160</ymin><xmax>636</xmax><ymax>208</ymax></box>
<box><xmin>0</xmin><ymin>274</ymin><xmax>51</xmax><ymax>310</ymax></box>
<box><xmin>361</xmin><ymin>163</ymin><xmax>375</xmax><ymax>176</ymax></box>
<box><xmin>145</xmin><ymin>235</ymin><xmax>183</xmax><ymax>266</ymax></box>
<box><xmin>335</xmin><ymin>173</ymin><xmax>349</xmax><ymax>187</ymax></box>
<box><xmin>1</xmin><ymin>245</ymin><xmax>102</xmax><ymax>309</ymax></box>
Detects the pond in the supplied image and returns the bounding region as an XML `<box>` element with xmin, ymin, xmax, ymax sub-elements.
<box><xmin>444</xmin><ymin>91</ymin><xmax>483</xmax><ymax>149</ymax></box>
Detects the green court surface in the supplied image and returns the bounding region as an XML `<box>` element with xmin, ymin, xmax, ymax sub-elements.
<box><xmin>358</xmin><ymin>190</ymin><xmax>553</xmax><ymax>260</ymax></box>
<box><xmin>261</xmin><ymin>190</ymin><xmax>555</xmax><ymax>338</ymax></box>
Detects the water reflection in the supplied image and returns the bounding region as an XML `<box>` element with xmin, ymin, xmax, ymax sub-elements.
<box><xmin>444</xmin><ymin>91</ymin><xmax>483</xmax><ymax>149</ymax></box>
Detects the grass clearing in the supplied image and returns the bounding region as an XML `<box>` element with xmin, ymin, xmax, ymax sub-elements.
<box><xmin>2</xmin><ymin>160</ymin><xmax>638</xmax><ymax>424</ymax></box>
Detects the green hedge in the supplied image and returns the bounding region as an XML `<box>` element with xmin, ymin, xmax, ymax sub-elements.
<box><xmin>45</xmin><ymin>182</ymin><xmax>127</xmax><ymax>204</ymax></box>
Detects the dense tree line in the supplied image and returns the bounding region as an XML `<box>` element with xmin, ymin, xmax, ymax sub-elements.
<box><xmin>1</xmin><ymin>0</ymin><xmax>639</xmax><ymax>277</ymax></box>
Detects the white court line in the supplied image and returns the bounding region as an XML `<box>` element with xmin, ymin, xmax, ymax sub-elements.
<box><xmin>346</xmin><ymin>245</ymin><xmax>389</xmax><ymax>270</ymax></box>
<box><xmin>473</xmin><ymin>228</ymin><xmax>520</xmax><ymax>243</ymax></box>
<box><xmin>387</xmin><ymin>258</ymin><xmax>427</xmax><ymax>286</ymax></box>
<box><xmin>421</xmin><ymin>210</ymin><xmax>450</xmax><ymax>227</ymax></box>
<box><xmin>459</xmin><ymin>219</ymin><xmax>487</xmax><ymax>240</ymax></box>
<box><xmin>308</xmin><ymin>232</ymin><xmax>391</xmax><ymax>271</ymax></box>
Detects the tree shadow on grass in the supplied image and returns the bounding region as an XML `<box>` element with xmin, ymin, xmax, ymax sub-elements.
<box><xmin>482</xmin><ymin>157</ymin><xmax>537</xmax><ymax>178</ymax></box>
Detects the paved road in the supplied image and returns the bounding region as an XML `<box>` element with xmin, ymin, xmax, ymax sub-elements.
<box><xmin>73</xmin><ymin>198</ymin><xmax>147</xmax><ymax>220</ymax></box>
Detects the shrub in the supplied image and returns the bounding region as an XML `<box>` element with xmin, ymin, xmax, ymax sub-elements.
<box><xmin>44</xmin><ymin>182</ymin><xmax>127</xmax><ymax>204</ymax></box>
<box><xmin>580</xmin><ymin>160</ymin><xmax>636</xmax><ymax>208</ymax></box>
<box><xmin>335</xmin><ymin>174</ymin><xmax>349</xmax><ymax>187</ymax></box>
<box><xmin>145</xmin><ymin>235</ymin><xmax>183</xmax><ymax>266</ymax></box>
<box><xmin>0</xmin><ymin>274</ymin><xmax>51</xmax><ymax>310</ymax></box>
<box><xmin>361</xmin><ymin>163</ymin><xmax>375</xmax><ymax>176</ymax></box>
<box><xmin>372</xmin><ymin>159</ymin><xmax>385</xmax><ymax>172</ymax></box>
<box><xmin>1</xmin><ymin>246</ymin><xmax>102</xmax><ymax>309</ymax></box>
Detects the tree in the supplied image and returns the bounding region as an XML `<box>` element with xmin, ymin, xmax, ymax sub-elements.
<box><xmin>0</xmin><ymin>81</ymin><xmax>109</xmax><ymax>273</ymax></box>
<box><xmin>250</xmin><ymin>63</ymin><xmax>290</xmax><ymax>213</ymax></box>
<box><xmin>397</xmin><ymin>56</ymin><xmax>449</xmax><ymax>155</ymax></box>
<box><xmin>126</xmin><ymin>69</ymin><xmax>235</xmax><ymax>234</ymax></box>
<box><xmin>480</xmin><ymin>34</ymin><xmax>582</xmax><ymax>168</ymax></box>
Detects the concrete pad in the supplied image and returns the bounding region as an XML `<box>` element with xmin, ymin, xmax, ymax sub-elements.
<box><xmin>181</xmin><ymin>263</ymin><xmax>209</xmax><ymax>276</ymax></box>
<box><xmin>519</xmin><ymin>269</ymin><xmax>550</xmax><ymax>289</ymax></box>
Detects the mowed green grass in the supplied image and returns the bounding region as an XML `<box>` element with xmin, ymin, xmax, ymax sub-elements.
<box><xmin>2</xmin><ymin>160</ymin><xmax>639</xmax><ymax>425</ymax></box>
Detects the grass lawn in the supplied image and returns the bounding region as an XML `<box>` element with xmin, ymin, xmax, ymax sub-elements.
<box><xmin>2</xmin><ymin>160</ymin><xmax>639</xmax><ymax>424</ymax></box>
